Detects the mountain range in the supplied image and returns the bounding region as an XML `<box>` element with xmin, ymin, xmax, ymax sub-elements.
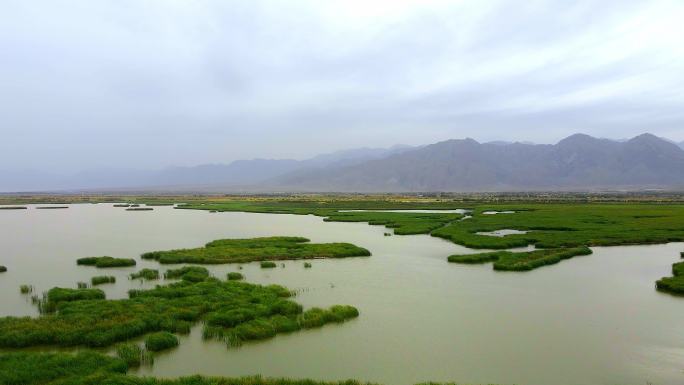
<box><xmin>2</xmin><ymin>134</ymin><xmax>684</xmax><ymax>193</ymax></box>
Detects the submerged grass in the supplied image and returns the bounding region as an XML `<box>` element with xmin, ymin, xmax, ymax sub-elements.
<box><xmin>130</xmin><ymin>268</ymin><xmax>160</xmax><ymax>280</ymax></box>
<box><xmin>91</xmin><ymin>275</ymin><xmax>116</xmax><ymax>286</ymax></box>
<box><xmin>77</xmin><ymin>256</ymin><xmax>136</xmax><ymax>268</ymax></box>
<box><xmin>141</xmin><ymin>236</ymin><xmax>370</xmax><ymax>264</ymax></box>
<box><xmin>0</xmin><ymin>274</ymin><xmax>358</xmax><ymax>349</ymax></box>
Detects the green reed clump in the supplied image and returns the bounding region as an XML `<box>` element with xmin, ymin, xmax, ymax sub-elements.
<box><xmin>19</xmin><ymin>285</ymin><xmax>33</xmax><ymax>294</ymax></box>
<box><xmin>126</xmin><ymin>207</ymin><xmax>154</xmax><ymax>211</ymax></box>
<box><xmin>299</xmin><ymin>306</ymin><xmax>359</xmax><ymax>328</ymax></box>
<box><xmin>116</xmin><ymin>343</ymin><xmax>153</xmax><ymax>367</ymax></box>
<box><xmin>164</xmin><ymin>266</ymin><xmax>209</xmax><ymax>282</ymax></box>
<box><xmin>0</xmin><ymin>351</ymin><xmax>385</xmax><ymax>385</ymax></box>
<box><xmin>304</xmin><ymin>262</ymin><xmax>312</xmax><ymax>268</ymax></box>
<box><xmin>47</xmin><ymin>287</ymin><xmax>105</xmax><ymax>304</ymax></box>
<box><xmin>0</xmin><ymin>206</ymin><xmax>27</xmax><ymax>210</ymax></box>
<box><xmin>141</xmin><ymin>236</ymin><xmax>371</xmax><ymax>264</ymax></box>
<box><xmin>36</xmin><ymin>206</ymin><xmax>68</xmax><ymax>209</ymax></box>
<box><xmin>656</xmin><ymin>261</ymin><xmax>684</xmax><ymax>294</ymax></box>
<box><xmin>0</xmin><ymin>266</ymin><xmax>6</xmax><ymax>273</ymax></box>
<box><xmin>92</xmin><ymin>275</ymin><xmax>116</xmax><ymax>286</ymax></box>
<box><xmin>144</xmin><ymin>331</ymin><xmax>179</xmax><ymax>351</ymax></box>
<box><xmin>493</xmin><ymin>246</ymin><xmax>592</xmax><ymax>271</ymax></box>
<box><xmin>113</xmin><ymin>204</ymin><xmax>131</xmax><ymax>207</ymax></box>
<box><xmin>77</xmin><ymin>281</ymin><xmax>88</xmax><ymax>289</ymax></box>
<box><xmin>447</xmin><ymin>251</ymin><xmax>511</xmax><ymax>264</ymax></box>
<box><xmin>77</xmin><ymin>256</ymin><xmax>136</xmax><ymax>268</ymax></box>
<box><xmin>227</xmin><ymin>272</ymin><xmax>244</xmax><ymax>280</ymax></box>
<box><xmin>130</xmin><ymin>268</ymin><xmax>159</xmax><ymax>280</ymax></box>
<box><xmin>260</xmin><ymin>261</ymin><xmax>277</xmax><ymax>268</ymax></box>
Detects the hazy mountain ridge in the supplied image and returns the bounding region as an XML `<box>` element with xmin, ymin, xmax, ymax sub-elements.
<box><xmin>272</xmin><ymin>133</ymin><xmax>684</xmax><ymax>192</ymax></box>
<box><xmin>0</xmin><ymin>146</ymin><xmax>413</xmax><ymax>192</ymax></box>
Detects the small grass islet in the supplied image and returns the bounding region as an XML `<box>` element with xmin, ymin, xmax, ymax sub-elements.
<box><xmin>140</xmin><ymin>236</ymin><xmax>371</xmax><ymax>264</ymax></box>
<box><xmin>0</xmin><ymin>270</ymin><xmax>358</xmax><ymax>349</ymax></box>
<box><xmin>260</xmin><ymin>261</ymin><xmax>277</xmax><ymax>269</ymax></box>
<box><xmin>164</xmin><ymin>266</ymin><xmax>210</xmax><ymax>282</ymax></box>
<box><xmin>0</xmin><ymin>206</ymin><xmax>27</xmax><ymax>210</ymax></box>
<box><xmin>91</xmin><ymin>275</ymin><xmax>116</xmax><ymax>286</ymax></box>
<box><xmin>145</xmin><ymin>331</ymin><xmax>179</xmax><ymax>351</ymax></box>
<box><xmin>656</xmin><ymin>260</ymin><xmax>684</xmax><ymax>294</ymax></box>
<box><xmin>19</xmin><ymin>284</ymin><xmax>33</xmax><ymax>294</ymax></box>
<box><xmin>227</xmin><ymin>272</ymin><xmax>244</xmax><ymax>280</ymax></box>
<box><xmin>0</xmin><ymin>266</ymin><xmax>6</xmax><ymax>273</ymax></box>
<box><xmin>130</xmin><ymin>268</ymin><xmax>160</xmax><ymax>280</ymax></box>
<box><xmin>448</xmin><ymin>246</ymin><xmax>593</xmax><ymax>271</ymax></box>
<box><xmin>304</xmin><ymin>262</ymin><xmax>312</xmax><ymax>268</ymax></box>
<box><xmin>77</xmin><ymin>281</ymin><xmax>88</xmax><ymax>289</ymax></box>
<box><xmin>126</xmin><ymin>207</ymin><xmax>154</xmax><ymax>211</ymax></box>
<box><xmin>77</xmin><ymin>256</ymin><xmax>136</xmax><ymax>268</ymax></box>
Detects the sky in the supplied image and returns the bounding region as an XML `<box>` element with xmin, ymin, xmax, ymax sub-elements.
<box><xmin>1</xmin><ymin>0</ymin><xmax>684</xmax><ymax>172</ymax></box>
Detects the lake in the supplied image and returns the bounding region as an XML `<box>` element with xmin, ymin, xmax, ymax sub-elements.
<box><xmin>0</xmin><ymin>204</ymin><xmax>683</xmax><ymax>385</ymax></box>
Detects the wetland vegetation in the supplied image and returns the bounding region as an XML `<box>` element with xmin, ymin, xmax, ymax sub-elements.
<box><xmin>91</xmin><ymin>275</ymin><xmax>116</xmax><ymax>286</ymax></box>
<box><xmin>130</xmin><ymin>269</ymin><xmax>160</xmax><ymax>280</ymax></box>
<box><xmin>0</xmin><ymin>271</ymin><xmax>359</xmax><ymax>349</ymax></box>
<box><xmin>77</xmin><ymin>256</ymin><xmax>136</xmax><ymax>268</ymax></box>
<box><xmin>141</xmin><ymin>236</ymin><xmax>371</xmax><ymax>264</ymax></box>
<box><xmin>0</xmin><ymin>266</ymin><xmax>6</xmax><ymax>273</ymax></box>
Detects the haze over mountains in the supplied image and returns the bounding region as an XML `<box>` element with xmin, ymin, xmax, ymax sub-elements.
<box><xmin>2</xmin><ymin>134</ymin><xmax>684</xmax><ymax>193</ymax></box>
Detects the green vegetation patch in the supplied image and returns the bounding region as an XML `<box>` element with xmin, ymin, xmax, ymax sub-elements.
<box><xmin>116</xmin><ymin>343</ymin><xmax>153</xmax><ymax>367</ymax></box>
<box><xmin>0</xmin><ymin>351</ymin><xmax>382</xmax><ymax>385</ymax></box>
<box><xmin>164</xmin><ymin>266</ymin><xmax>209</xmax><ymax>282</ymax></box>
<box><xmin>144</xmin><ymin>331</ymin><xmax>179</xmax><ymax>351</ymax></box>
<box><xmin>126</xmin><ymin>207</ymin><xmax>154</xmax><ymax>211</ymax></box>
<box><xmin>448</xmin><ymin>247</ymin><xmax>592</xmax><ymax>271</ymax></box>
<box><xmin>77</xmin><ymin>256</ymin><xmax>136</xmax><ymax>268</ymax></box>
<box><xmin>260</xmin><ymin>261</ymin><xmax>277</xmax><ymax>268</ymax></box>
<box><xmin>130</xmin><ymin>268</ymin><xmax>160</xmax><ymax>280</ymax></box>
<box><xmin>35</xmin><ymin>206</ymin><xmax>69</xmax><ymax>209</ymax></box>
<box><xmin>0</xmin><ymin>206</ymin><xmax>27</xmax><ymax>210</ymax></box>
<box><xmin>141</xmin><ymin>236</ymin><xmax>371</xmax><ymax>264</ymax></box>
<box><xmin>0</xmin><ymin>266</ymin><xmax>6</xmax><ymax>273</ymax></box>
<box><xmin>656</xmin><ymin>261</ymin><xmax>684</xmax><ymax>294</ymax></box>
<box><xmin>0</xmin><ymin>275</ymin><xmax>357</xmax><ymax>349</ymax></box>
<box><xmin>91</xmin><ymin>275</ymin><xmax>116</xmax><ymax>286</ymax></box>
<box><xmin>227</xmin><ymin>272</ymin><xmax>244</xmax><ymax>280</ymax></box>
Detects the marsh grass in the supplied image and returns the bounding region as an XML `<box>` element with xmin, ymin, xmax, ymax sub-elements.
<box><xmin>0</xmin><ymin>351</ymin><xmax>383</xmax><ymax>385</ymax></box>
<box><xmin>113</xmin><ymin>204</ymin><xmax>131</xmax><ymax>207</ymax></box>
<box><xmin>19</xmin><ymin>285</ymin><xmax>33</xmax><ymax>294</ymax></box>
<box><xmin>164</xmin><ymin>266</ymin><xmax>209</xmax><ymax>282</ymax></box>
<box><xmin>141</xmin><ymin>236</ymin><xmax>370</xmax><ymax>264</ymax></box>
<box><xmin>77</xmin><ymin>282</ymin><xmax>88</xmax><ymax>289</ymax></box>
<box><xmin>0</xmin><ymin>266</ymin><xmax>6</xmax><ymax>273</ymax></box>
<box><xmin>448</xmin><ymin>247</ymin><xmax>593</xmax><ymax>271</ymax></box>
<box><xmin>0</xmin><ymin>206</ymin><xmax>27</xmax><ymax>210</ymax></box>
<box><xmin>260</xmin><ymin>261</ymin><xmax>277</xmax><ymax>268</ymax></box>
<box><xmin>36</xmin><ymin>206</ymin><xmax>68</xmax><ymax>209</ymax></box>
<box><xmin>144</xmin><ymin>331</ymin><xmax>179</xmax><ymax>351</ymax></box>
<box><xmin>130</xmin><ymin>269</ymin><xmax>159</xmax><ymax>280</ymax></box>
<box><xmin>304</xmin><ymin>262</ymin><xmax>312</xmax><ymax>268</ymax></box>
<box><xmin>77</xmin><ymin>256</ymin><xmax>136</xmax><ymax>268</ymax></box>
<box><xmin>116</xmin><ymin>343</ymin><xmax>153</xmax><ymax>367</ymax></box>
<box><xmin>126</xmin><ymin>207</ymin><xmax>154</xmax><ymax>211</ymax></box>
<box><xmin>227</xmin><ymin>272</ymin><xmax>244</xmax><ymax>280</ymax></box>
<box><xmin>91</xmin><ymin>276</ymin><xmax>116</xmax><ymax>286</ymax></box>
<box><xmin>656</xmin><ymin>261</ymin><xmax>684</xmax><ymax>294</ymax></box>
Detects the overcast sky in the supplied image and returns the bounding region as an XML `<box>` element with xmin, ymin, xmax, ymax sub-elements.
<box><xmin>2</xmin><ymin>0</ymin><xmax>684</xmax><ymax>172</ymax></box>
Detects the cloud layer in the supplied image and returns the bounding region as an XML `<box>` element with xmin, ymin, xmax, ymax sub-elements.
<box><xmin>2</xmin><ymin>0</ymin><xmax>683</xmax><ymax>172</ymax></box>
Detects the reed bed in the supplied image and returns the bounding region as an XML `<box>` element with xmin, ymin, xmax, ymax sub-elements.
<box><xmin>77</xmin><ymin>256</ymin><xmax>136</xmax><ymax>268</ymax></box>
<box><xmin>130</xmin><ymin>269</ymin><xmax>160</xmax><ymax>280</ymax></box>
<box><xmin>144</xmin><ymin>331</ymin><xmax>179</xmax><ymax>351</ymax></box>
<box><xmin>141</xmin><ymin>236</ymin><xmax>370</xmax><ymax>264</ymax></box>
<box><xmin>91</xmin><ymin>275</ymin><xmax>116</xmax><ymax>286</ymax></box>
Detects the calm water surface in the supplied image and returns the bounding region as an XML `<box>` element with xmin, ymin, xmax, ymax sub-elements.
<box><xmin>0</xmin><ymin>204</ymin><xmax>683</xmax><ymax>385</ymax></box>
